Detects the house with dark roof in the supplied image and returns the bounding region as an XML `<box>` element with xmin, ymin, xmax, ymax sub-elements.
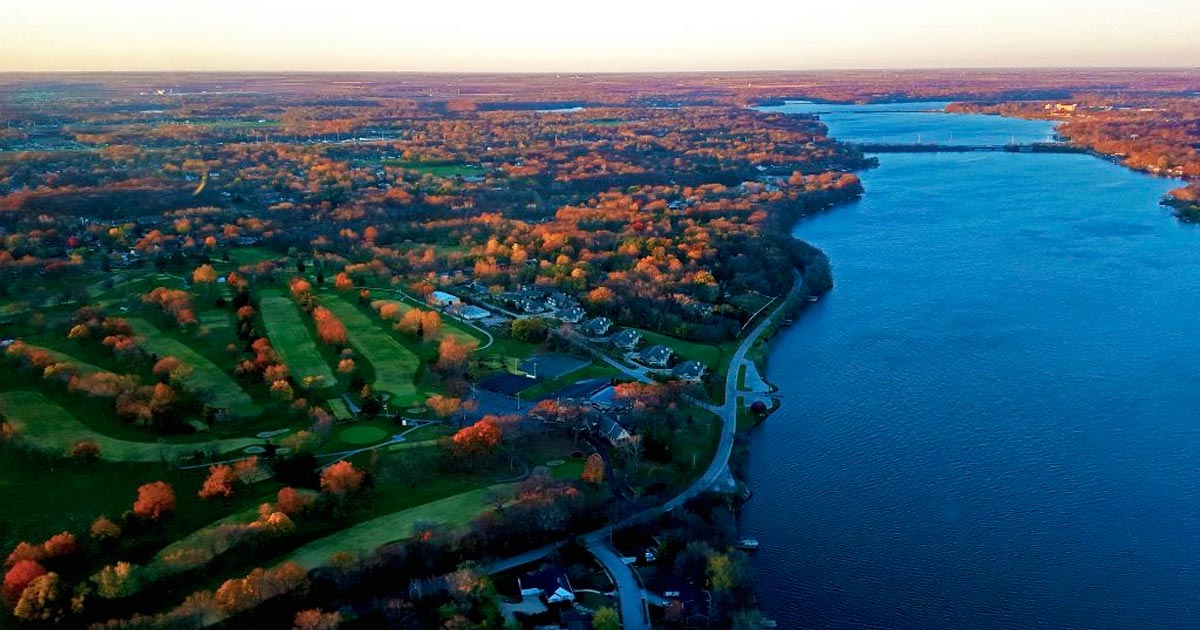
<box><xmin>557</xmin><ymin>306</ymin><xmax>586</xmax><ymax>323</ymax></box>
<box><xmin>672</xmin><ymin>360</ymin><xmax>707</xmax><ymax>382</ymax></box>
<box><xmin>610</xmin><ymin>328</ymin><xmax>642</xmax><ymax>351</ymax></box>
<box><xmin>518</xmin><ymin>564</ymin><xmax>576</xmax><ymax>604</ymax></box>
<box><xmin>580</xmin><ymin>316</ymin><xmax>612</xmax><ymax>337</ymax></box>
<box><xmin>639</xmin><ymin>344</ymin><xmax>675</xmax><ymax>368</ymax></box>
<box><xmin>592</xmin><ymin>414</ymin><xmax>632</xmax><ymax>445</ymax></box>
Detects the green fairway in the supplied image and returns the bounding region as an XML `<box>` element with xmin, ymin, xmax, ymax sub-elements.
<box><xmin>321</xmin><ymin>297</ymin><xmax>421</xmax><ymax>404</ymax></box>
<box><xmin>337</xmin><ymin>425</ymin><xmax>388</xmax><ymax>445</ymax></box>
<box><xmin>259</xmin><ymin>295</ymin><xmax>336</xmax><ymax>387</ymax></box>
<box><xmin>289</xmin><ymin>485</ymin><xmax>506</xmax><ymax>569</ymax></box>
<box><xmin>0</xmin><ymin>391</ymin><xmax>258</xmax><ymax>462</ymax></box>
<box><xmin>127</xmin><ymin>317</ymin><xmax>262</xmax><ymax>417</ymax></box>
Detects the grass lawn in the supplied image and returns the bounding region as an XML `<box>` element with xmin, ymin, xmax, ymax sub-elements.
<box><xmin>321</xmin><ymin>296</ymin><xmax>421</xmax><ymax>405</ymax></box>
<box><xmin>381</xmin><ymin>159</ymin><xmax>481</xmax><ymax>178</ymax></box>
<box><xmin>259</xmin><ymin>295</ymin><xmax>336</xmax><ymax>387</ymax></box>
<box><xmin>127</xmin><ymin>317</ymin><xmax>262</xmax><ymax>417</ymax></box>
<box><xmin>0</xmin><ymin>391</ymin><xmax>258</xmax><ymax>462</ymax></box>
<box><xmin>0</xmin><ymin>451</ymin><xmax>268</xmax><ymax>556</ymax></box>
<box><xmin>337</xmin><ymin>425</ymin><xmax>389</xmax><ymax>445</ymax></box>
<box><xmin>289</xmin><ymin>484</ymin><xmax>507</xmax><ymax>569</ymax></box>
<box><xmin>518</xmin><ymin>363</ymin><xmax>620</xmax><ymax>400</ymax></box>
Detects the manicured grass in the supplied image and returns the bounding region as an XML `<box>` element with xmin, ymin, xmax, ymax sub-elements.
<box><xmin>381</xmin><ymin>159</ymin><xmax>481</xmax><ymax>178</ymax></box>
<box><xmin>289</xmin><ymin>485</ymin><xmax>507</xmax><ymax>569</ymax></box>
<box><xmin>337</xmin><ymin>425</ymin><xmax>388</xmax><ymax>445</ymax></box>
<box><xmin>321</xmin><ymin>296</ymin><xmax>421</xmax><ymax>404</ymax></box>
<box><xmin>635</xmin><ymin>328</ymin><xmax>730</xmax><ymax>368</ymax></box>
<box><xmin>0</xmin><ymin>391</ymin><xmax>258</xmax><ymax>462</ymax></box>
<box><xmin>126</xmin><ymin>317</ymin><xmax>261</xmax><ymax>417</ymax></box>
<box><xmin>550</xmin><ymin>459</ymin><xmax>585</xmax><ymax>481</ymax></box>
<box><xmin>259</xmin><ymin>295</ymin><xmax>336</xmax><ymax>387</ymax></box>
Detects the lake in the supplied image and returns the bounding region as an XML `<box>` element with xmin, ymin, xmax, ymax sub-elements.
<box><xmin>743</xmin><ymin>102</ymin><xmax>1200</xmax><ymax>629</ymax></box>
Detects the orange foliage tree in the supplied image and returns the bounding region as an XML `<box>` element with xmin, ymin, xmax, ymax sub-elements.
<box><xmin>319</xmin><ymin>461</ymin><xmax>365</xmax><ymax>496</ymax></box>
<box><xmin>132</xmin><ymin>481</ymin><xmax>176</xmax><ymax>520</ymax></box>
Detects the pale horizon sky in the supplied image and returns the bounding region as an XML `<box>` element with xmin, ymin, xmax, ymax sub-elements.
<box><xmin>5</xmin><ymin>0</ymin><xmax>1200</xmax><ymax>72</ymax></box>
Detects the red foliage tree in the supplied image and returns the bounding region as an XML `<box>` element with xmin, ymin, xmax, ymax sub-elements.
<box><xmin>132</xmin><ymin>481</ymin><xmax>176</xmax><ymax>520</ymax></box>
<box><xmin>2</xmin><ymin>560</ymin><xmax>46</xmax><ymax>604</ymax></box>
<box><xmin>199</xmin><ymin>464</ymin><xmax>238</xmax><ymax>500</ymax></box>
<box><xmin>320</xmin><ymin>461</ymin><xmax>365</xmax><ymax>495</ymax></box>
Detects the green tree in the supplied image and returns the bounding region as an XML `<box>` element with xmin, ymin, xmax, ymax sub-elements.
<box><xmin>593</xmin><ymin>606</ymin><xmax>619</xmax><ymax>630</ymax></box>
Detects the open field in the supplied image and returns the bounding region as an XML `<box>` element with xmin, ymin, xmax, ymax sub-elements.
<box><xmin>380</xmin><ymin>159</ymin><xmax>481</xmax><ymax>177</ymax></box>
<box><xmin>321</xmin><ymin>296</ymin><xmax>421</xmax><ymax>404</ymax></box>
<box><xmin>259</xmin><ymin>295</ymin><xmax>336</xmax><ymax>387</ymax></box>
<box><xmin>0</xmin><ymin>391</ymin><xmax>258</xmax><ymax>462</ymax></box>
<box><xmin>289</xmin><ymin>485</ymin><xmax>506</xmax><ymax>569</ymax></box>
<box><xmin>127</xmin><ymin>317</ymin><xmax>262</xmax><ymax>417</ymax></box>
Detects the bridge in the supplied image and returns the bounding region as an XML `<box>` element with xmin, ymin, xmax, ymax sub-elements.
<box><xmin>851</xmin><ymin>142</ymin><xmax>1087</xmax><ymax>154</ymax></box>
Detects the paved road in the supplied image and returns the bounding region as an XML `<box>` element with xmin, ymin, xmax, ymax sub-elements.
<box><xmin>487</xmin><ymin>271</ymin><xmax>802</xmax><ymax>628</ymax></box>
<box><xmin>582</xmin><ymin>271</ymin><xmax>802</xmax><ymax>625</ymax></box>
<box><xmin>585</xmin><ymin>537</ymin><xmax>650</xmax><ymax>630</ymax></box>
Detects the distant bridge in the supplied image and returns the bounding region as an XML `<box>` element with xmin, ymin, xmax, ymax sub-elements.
<box><xmin>850</xmin><ymin>142</ymin><xmax>1087</xmax><ymax>154</ymax></box>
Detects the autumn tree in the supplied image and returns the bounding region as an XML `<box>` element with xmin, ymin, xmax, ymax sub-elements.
<box><xmin>277</xmin><ymin>487</ymin><xmax>317</xmax><ymax>516</ymax></box>
<box><xmin>451</xmin><ymin>419</ymin><xmax>502</xmax><ymax>458</ymax></box>
<box><xmin>3</xmin><ymin>560</ymin><xmax>46</xmax><ymax>604</ymax></box>
<box><xmin>192</xmin><ymin>264</ymin><xmax>217</xmax><ymax>294</ymax></box>
<box><xmin>68</xmin><ymin>439</ymin><xmax>101</xmax><ymax>462</ymax></box>
<box><xmin>312</xmin><ymin>306</ymin><xmax>348</xmax><ymax>345</ymax></box>
<box><xmin>426</xmin><ymin>394</ymin><xmax>461</xmax><ymax>419</ymax></box>
<box><xmin>199</xmin><ymin>464</ymin><xmax>238</xmax><ymax>500</ymax></box>
<box><xmin>320</xmin><ymin>461</ymin><xmax>365</xmax><ymax>496</ymax></box>
<box><xmin>581</xmin><ymin>453</ymin><xmax>605</xmax><ymax>484</ymax></box>
<box><xmin>90</xmin><ymin>516</ymin><xmax>121</xmax><ymax>542</ymax></box>
<box><xmin>435</xmin><ymin>337</ymin><xmax>475</xmax><ymax>377</ymax></box>
<box><xmin>12</xmin><ymin>571</ymin><xmax>66</xmax><ymax>622</ymax></box>
<box><xmin>420</xmin><ymin>310</ymin><xmax>442</xmax><ymax>341</ymax></box>
<box><xmin>132</xmin><ymin>481</ymin><xmax>176</xmax><ymax>521</ymax></box>
<box><xmin>294</xmin><ymin>609</ymin><xmax>342</xmax><ymax>630</ymax></box>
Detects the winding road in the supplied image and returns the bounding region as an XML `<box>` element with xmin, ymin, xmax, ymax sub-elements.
<box><xmin>581</xmin><ymin>270</ymin><xmax>802</xmax><ymax>629</ymax></box>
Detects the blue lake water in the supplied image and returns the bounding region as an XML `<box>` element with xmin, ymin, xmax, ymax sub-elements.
<box><xmin>743</xmin><ymin>103</ymin><xmax>1200</xmax><ymax>629</ymax></box>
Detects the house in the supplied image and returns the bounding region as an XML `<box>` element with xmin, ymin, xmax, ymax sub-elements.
<box><xmin>459</xmin><ymin>305</ymin><xmax>490</xmax><ymax>321</ymax></box>
<box><xmin>518</xmin><ymin>298</ymin><xmax>548</xmax><ymax>314</ymax></box>
<box><xmin>594</xmin><ymin>414</ymin><xmax>632</xmax><ymax>445</ymax></box>
<box><xmin>518</xmin><ymin>565</ymin><xmax>575</xmax><ymax>604</ymax></box>
<box><xmin>610</xmin><ymin>328</ymin><xmax>642</xmax><ymax>351</ymax></box>
<box><xmin>430</xmin><ymin>291</ymin><xmax>461</xmax><ymax>308</ymax></box>
<box><xmin>546</xmin><ymin>291</ymin><xmax>578</xmax><ymax>310</ymax></box>
<box><xmin>673</xmin><ymin>360</ymin><xmax>707</xmax><ymax>383</ymax></box>
<box><xmin>557</xmin><ymin>306</ymin><xmax>586</xmax><ymax>323</ymax></box>
<box><xmin>639</xmin><ymin>344</ymin><xmax>674</xmax><ymax>368</ymax></box>
<box><xmin>580</xmin><ymin>316</ymin><xmax>612</xmax><ymax>337</ymax></box>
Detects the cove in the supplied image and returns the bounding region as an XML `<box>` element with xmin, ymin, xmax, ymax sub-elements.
<box><xmin>743</xmin><ymin>102</ymin><xmax>1200</xmax><ymax>629</ymax></box>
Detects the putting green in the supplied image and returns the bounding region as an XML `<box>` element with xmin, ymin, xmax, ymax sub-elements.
<box><xmin>338</xmin><ymin>425</ymin><xmax>388</xmax><ymax>445</ymax></box>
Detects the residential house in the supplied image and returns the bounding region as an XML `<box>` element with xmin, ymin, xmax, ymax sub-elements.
<box><xmin>672</xmin><ymin>360</ymin><xmax>707</xmax><ymax>383</ymax></box>
<box><xmin>580</xmin><ymin>316</ymin><xmax>612</xmax><ymax>337</ymax></box>
<box><xmin>557</xmin><ymin>306</ymin><xmax>586</xmax><ymax>323</ymax></box>
<box><xmin>610</xmin><ymin>328</ymin><xmax>642</xmax><ymax>351</ymax></box>
<box><xmin>518</xmin><ymin>565</ymin><xmax>575</xmax><ymax>605</ymax></box>
<box><xmin>593</xmin><ymin>414</ymin><xmax>632</xmax><ymax>446</ymax></box>
<box><xmin>639</xmin><ymin>344</ymin><xmax>675</xmax><ymax>368</ymax></box>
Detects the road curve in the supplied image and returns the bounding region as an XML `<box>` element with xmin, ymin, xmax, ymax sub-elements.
<box><xmin>583</xmin><ymin>270</ymin><xmax>803</xmax><ymax>624</ymax></box>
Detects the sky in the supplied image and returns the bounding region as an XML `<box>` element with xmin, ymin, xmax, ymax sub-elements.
<box><xmin>5</xmin><ymin>0</ymin><xmax>1200</xmax><ymax>72</ymax></box>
